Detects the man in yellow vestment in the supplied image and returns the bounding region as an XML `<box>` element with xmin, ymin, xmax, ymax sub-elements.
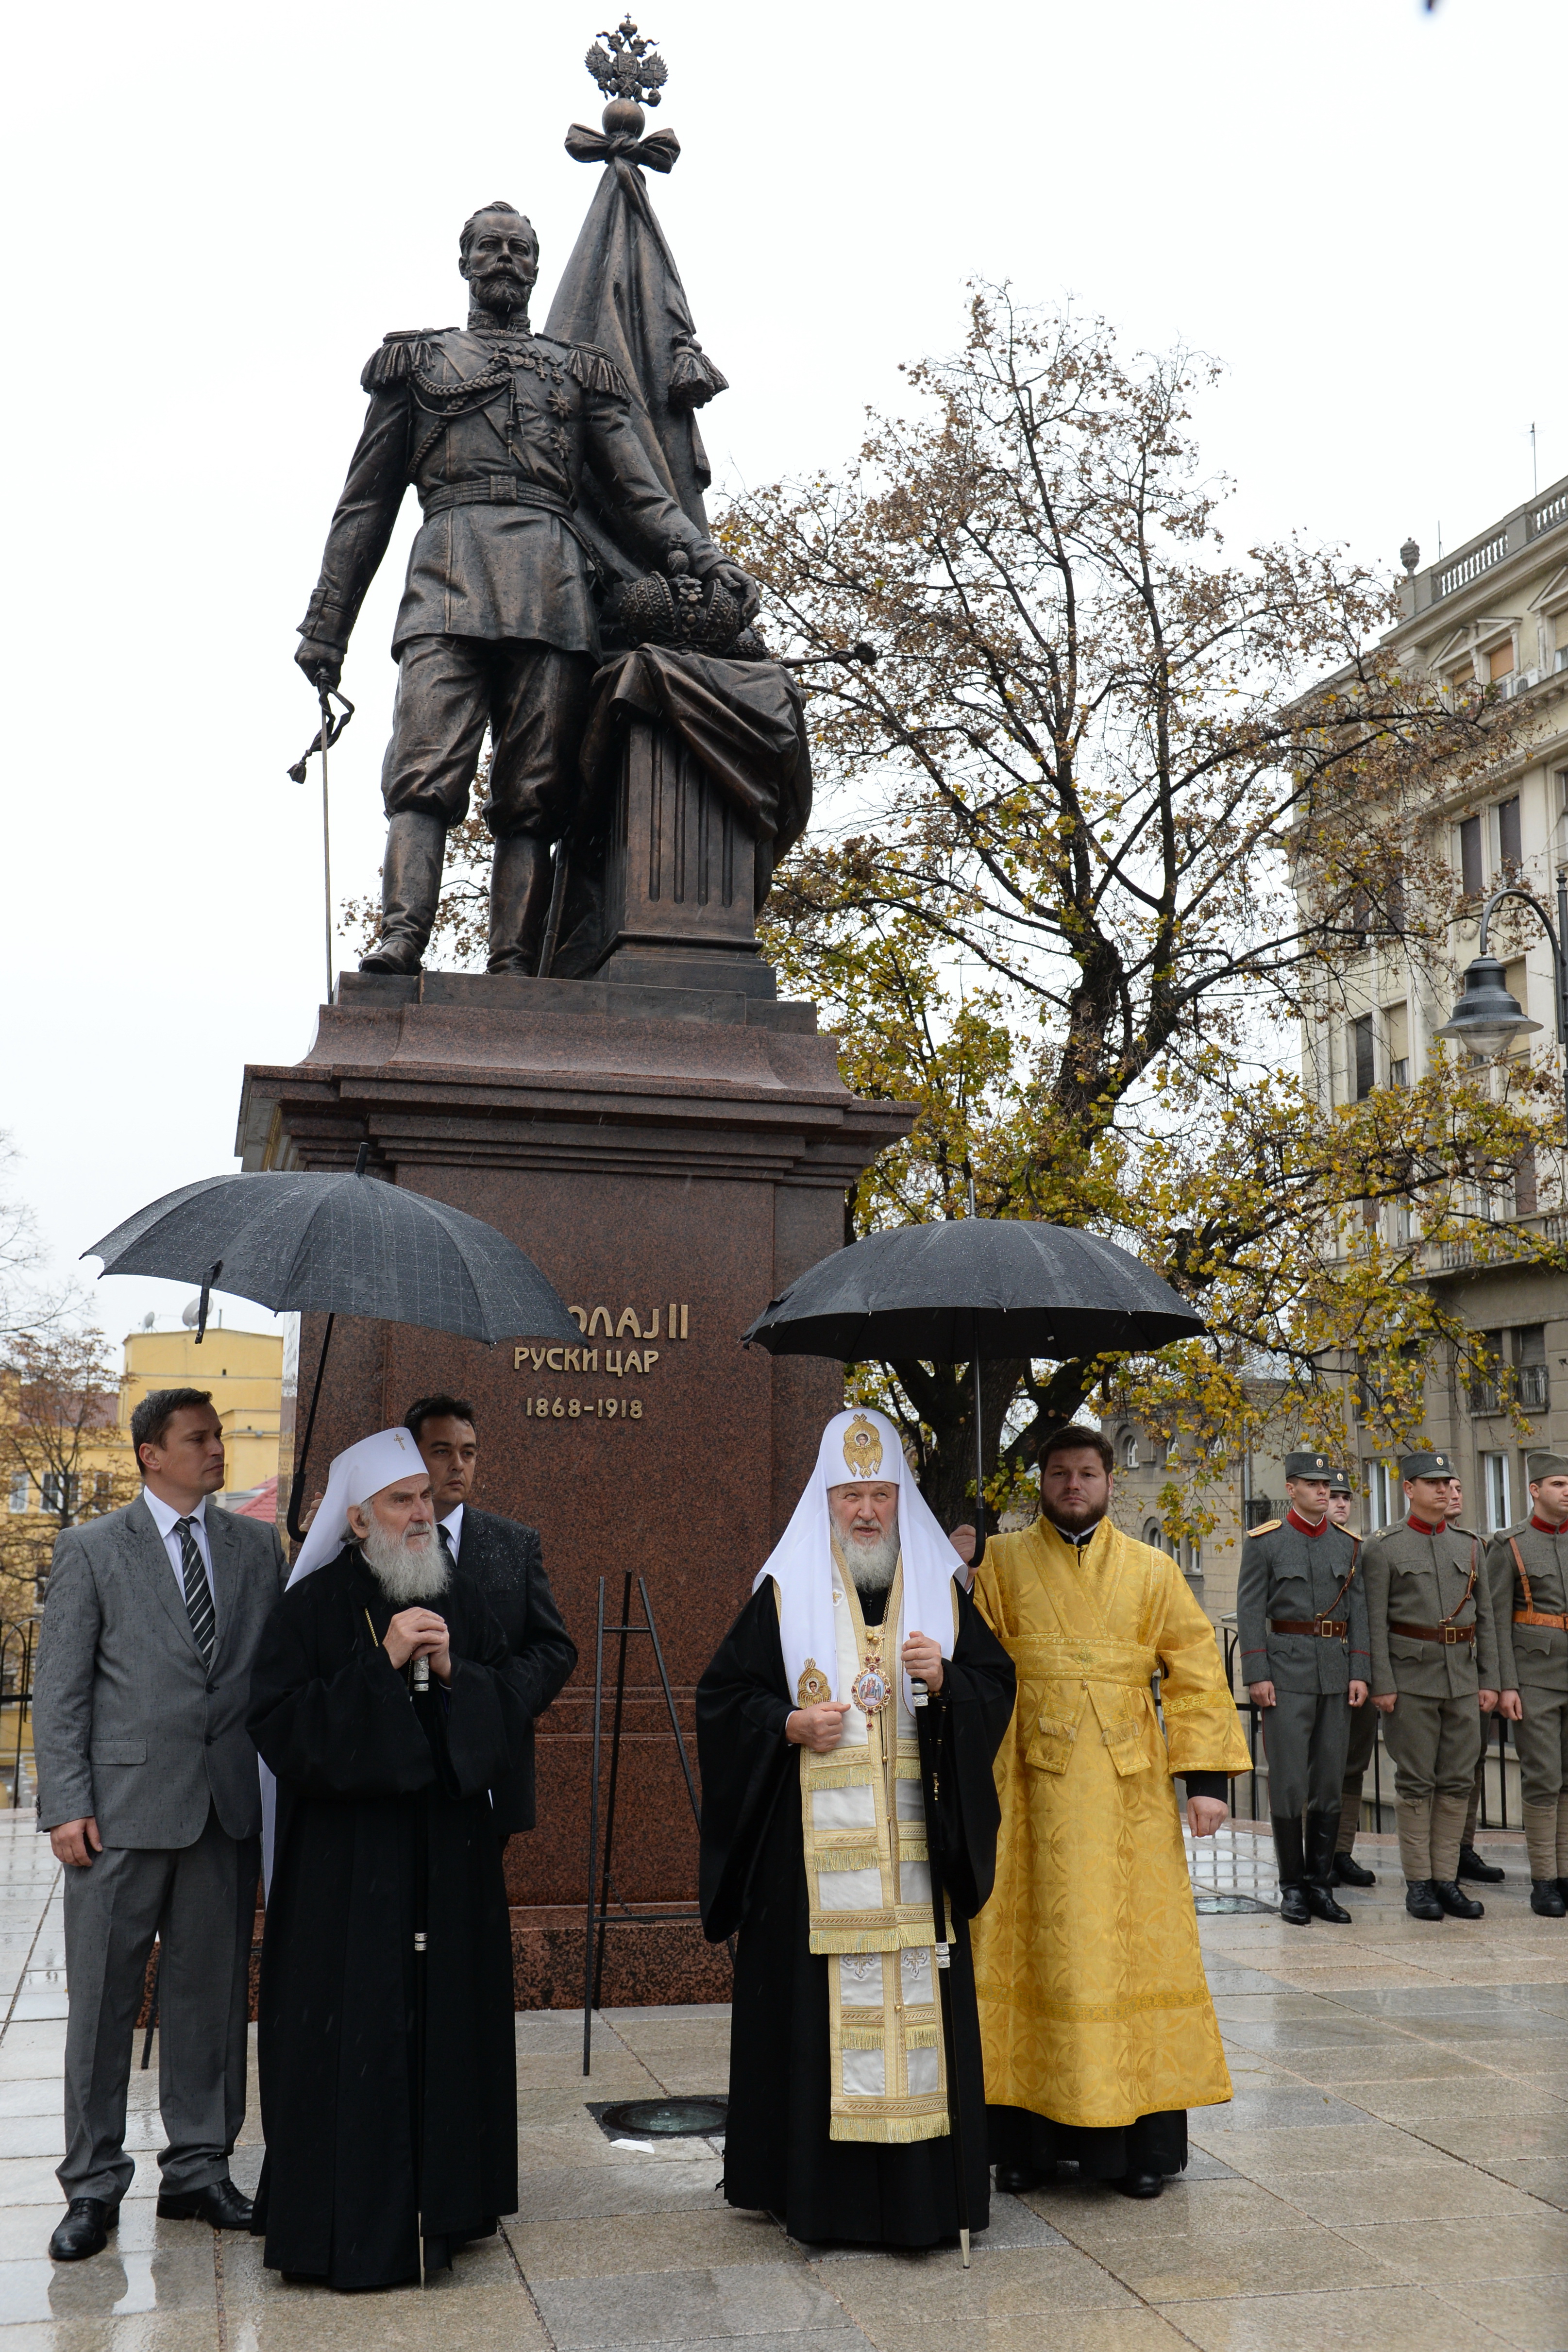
<box><xmin>967</xmin><ymin>1425</ymin><xmax>1250</xmax><ymax>2201</ymax></box>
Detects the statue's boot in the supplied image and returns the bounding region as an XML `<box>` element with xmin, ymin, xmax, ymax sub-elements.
<box><xmin>360</xmin><ymin>812</ymin><xmax>446</xmax><ymax>975</ymax></box>
<box><xmin>489</xmin><ymin>832</ymin><xmax>553</xmax><ymax>975</ymax></box>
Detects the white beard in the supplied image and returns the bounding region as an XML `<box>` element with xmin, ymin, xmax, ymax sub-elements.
<box><xmin>359</xmin><ymin>1519</ymin><xmax>449</xmax><ymax>1605</ymax></box>
<box><xmin>843</xmin><ymin>1524</ymin><xmax>899</xmax><ymax>1594</ymax></box>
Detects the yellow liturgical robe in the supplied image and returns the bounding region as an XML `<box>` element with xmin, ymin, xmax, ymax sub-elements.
<box><xmin>971</xmin><ymin>1517</ymin><xmax>1251</xmax><ymax>2131</ymax></box>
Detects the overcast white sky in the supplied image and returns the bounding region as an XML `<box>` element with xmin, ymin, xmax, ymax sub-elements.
<box><xmin>1</xmin><ymin>0</ymin><xmax>1562</xmax><ymax>1343</ymax></box>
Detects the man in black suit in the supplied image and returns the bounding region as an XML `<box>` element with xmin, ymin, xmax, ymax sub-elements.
<box><xmin>404</xmin><ymin>1395</ymin><xmax>576</xmax><ymax>1838</ymax></box>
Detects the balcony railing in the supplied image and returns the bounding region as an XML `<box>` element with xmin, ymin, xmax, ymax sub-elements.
<box><xmin>1530</xmin><ymin>488</ymin><xmax>1568</xmax><ymax>540</ymax></box>
<box><xmin>1519</xmin><ymin>1363</ymin><xmax>1551</xmax><ymax>1412</ymax></box>
<box><xmin>1435</xmin><ymin>533</ymin><xmax>1508</xmax><ymax>600</ymax></box>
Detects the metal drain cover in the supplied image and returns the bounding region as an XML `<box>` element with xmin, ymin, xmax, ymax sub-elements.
<box><xmin>1194</xmin><ymin>1893</ymin><xmax>1276</xmax><ymax>1915</ymax></box>
<box><xmin>599</xmin><ymin>2096</ymin><xmax>728</xmax><ymax>2138</ymax></box>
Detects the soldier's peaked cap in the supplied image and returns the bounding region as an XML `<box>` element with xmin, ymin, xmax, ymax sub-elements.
<box><xmin>1399</xmin><ymin>1448</ymin><xmax>1455</xmax><ymax>1479</ymax></box>
<box><xmin>1527</xmin><ymin>1451</ymin><xmax>1568</xmax><ymax>1481</ymax></box>
<box><xmin>1284</xmin><ymin>1451</ymin><xmax>1333</xmax><ymax>1479</ymax></box>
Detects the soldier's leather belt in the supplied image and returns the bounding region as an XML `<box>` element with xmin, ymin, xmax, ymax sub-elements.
<box><xmin>1515</xmin><ymin>1609</ymin><xmax>1568</xmax><ymax>1631</ymax></box>
<box><xmin>1390</xmin><ymin>1621</ymin><xmax>1475</xmax><ymax>1644</ymax></box>
<box><xmin>1270</xmin><ymin>1618</ymin><xmax>1348</xmax><ymax>1638</ymax></box>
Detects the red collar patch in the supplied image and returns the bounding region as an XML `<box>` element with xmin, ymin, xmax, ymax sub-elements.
<box><xmin>1286</xmin><ymin>1507</ymin><xmax>1327</xmax><ymax>1536</ymax></box>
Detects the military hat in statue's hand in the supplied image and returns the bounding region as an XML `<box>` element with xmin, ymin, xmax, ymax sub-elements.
<box><xmin>1283</xmin><ymin>1450</ymin><xmax>1334</xmax><ymax>1480</ymax></box>
<box><xmin>1398</xmin><ymin>1448</ymin><xmax>1454</xmax><ymax>1479</ymax></box>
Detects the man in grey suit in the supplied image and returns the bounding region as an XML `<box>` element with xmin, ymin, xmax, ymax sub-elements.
<box><xmin>34</xmin><ymin>1387</ymin><xmax>287</xmax><ymax>2260</ymax></box>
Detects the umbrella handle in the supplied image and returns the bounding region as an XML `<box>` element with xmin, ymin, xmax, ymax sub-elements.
<box><xmin>971</xmin><ymin>1311</ymin><xmax>987</xmax><ymax>1571</ymax></box>
<box><xmin>287</xmin><ymin>1312</ymin><xmax>336</xmax><ymax>1545</ymax></box>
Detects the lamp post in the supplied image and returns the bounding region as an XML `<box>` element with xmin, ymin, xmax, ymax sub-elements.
<box><xmin>1434</xmin><ymin>873</ymin><xmax>1568</xmax><ymax>1128</ymax></box>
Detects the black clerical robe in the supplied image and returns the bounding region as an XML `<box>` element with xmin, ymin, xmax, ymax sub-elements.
<box><xmin>247</xmin><ymin>1550</ymin><xmax>528</xmax><ymax>2289</ymax></box>
<box><xmin>696</xmin><ymin>1582</ymin><xmax>1015</xmax><ymax>2247</ymax></box>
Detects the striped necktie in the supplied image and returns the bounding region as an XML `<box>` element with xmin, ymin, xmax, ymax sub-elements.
<box><xmin>438</xmin><ymin>1521</ymin><xmax>455</xmax><ymax>1563</ymax></box>
<box><xmin>175</xmin><ymin>1518</ymin><xmax>216</xmax><ymax>1662</ymax></box>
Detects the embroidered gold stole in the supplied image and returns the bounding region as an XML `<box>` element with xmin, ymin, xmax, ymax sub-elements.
<box><xmin>791</xmin><ymin>1557</ymin><xmax>955</xmax><ymax>2144</ymax></box>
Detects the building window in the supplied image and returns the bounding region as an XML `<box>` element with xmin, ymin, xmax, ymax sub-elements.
<box><xmin>1468</xmin><ymin>1332</ymin><xmax>1504</xmax><ymax>1417</ymax></box>
<box><xmin>1458</xmin><ymin>813</ymin><xmax>1484</xmax><ymax>898</ymax></box>
<box><xmin>40</xmin><ymin>1473</ymin><xmax>80</xmax><ymax>1517</ymax></box>
<box><xmin>1488</xmin><ymin>642</ymin><xmax>1516</xmax><ymax>683</ymax></box>
<box><xmin>1351</xmin><ymin>1015</ymin><xmax>1375</xmax><ymax>1100</ymax></box>
<box><xmin>1497</xmin><ymin>795</ymin><xmax>1522</xmax><ymax>870</ymax></box>
<box><xmin>6</xmin><ymin>1474</ymin><xmax>28</xmax><ymax>1515</ymax></box>
<box><xmin>1516</xmin><ymin>1325</ymin><xmax>1549</xmax><ymax>1412</ymax></box>
<box><xmin>1369</xmin><ymin>1462</ymin><xmax>1398</xmax><ymax>1530</ymax></box>
<box><xmin>1482</xmin><ymin>1451</ymin><xmax>1511</xmax><ymax>1534</ymax></box>
<box><xmin>1143</xmin><ymin>1520</ymin><xmax>1166</xmax><ymax>1553</ymax></box>
<box><xmin>1120</xmin><ymin>1432</ymin><xmax>1139</xmax><ymax>1470</ymax></box>
<box><xmin>1384</xmin><ymin>1000</ymin><xmax>1410</xmax><ymax>1087</ymax></box>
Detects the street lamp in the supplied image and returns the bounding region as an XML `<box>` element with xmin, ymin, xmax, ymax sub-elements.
<box><xmin>1434</xmin><ymin>874</ymin><xmax>1568</xmax><ymax>1121</ymax></box>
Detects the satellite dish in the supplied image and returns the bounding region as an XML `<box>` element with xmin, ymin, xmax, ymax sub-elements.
<box><xmin>141</xmin><ymin>1312</ymin><xmax>155</xmax><ymax>1331</ymax></box>
<box><xmin>181</xmin><ymin>1298</ymin><xmax>202</xmax><ymax>1328</ymax></box>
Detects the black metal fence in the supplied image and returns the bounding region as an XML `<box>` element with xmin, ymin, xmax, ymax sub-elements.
<box><xmin>0</xmin><ymin>1620</ymin><xmax>35</xmax><ymax>1809</ymax></box>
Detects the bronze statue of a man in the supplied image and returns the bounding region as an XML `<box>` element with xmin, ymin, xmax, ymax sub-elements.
<box><xmin>296</xmin><ymin>202</ymin><xmax>756</xmax><ymax>976</ymax></box>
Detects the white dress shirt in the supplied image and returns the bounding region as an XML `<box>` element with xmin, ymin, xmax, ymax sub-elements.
<box><xmin>142</xmin><ymin>1487</ymin><xmax>216</xmax><ymax>1621</ymax></box>
<box><xmin>438</xmin><ymin>1504</ymin><xmax>464</xmax><ymax>1561</ymax></box>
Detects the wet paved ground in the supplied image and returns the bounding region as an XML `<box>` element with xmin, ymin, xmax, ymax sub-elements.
<box><xmin>1</xmin><ymin>1810</ymin><xmax>1563</xmax><ymax>2351</ymax></box>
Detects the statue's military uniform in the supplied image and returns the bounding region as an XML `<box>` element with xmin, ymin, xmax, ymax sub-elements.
<box><xmin>1362</xmin><ymin>1454</ymin><xmax>1500</xmax><ymax>1912</ymax></box>
<box><xmin>300</xmin><ymin>319</ymin><xmax>717</xmax><ymax>972</ymax></box>
<box><xmin>1237</xmin><ymin>1462</ymin><xmax>1368</xmax><ymax>1919</ymax></box>
<box><xmin>1485</xmin><ymin>1495</ymin><xmax>1568</xmax><ymax>1907</ymax></box>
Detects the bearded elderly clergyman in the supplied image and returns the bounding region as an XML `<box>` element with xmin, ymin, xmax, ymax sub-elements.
<box><xmin>697</xmin><ymin>1409</ymin><xmax>1015</xmax><ymax>2247</ymax></box>
<box><xmin>247</xmin><ymin>1429</ymin><xmax>533</xmax><ymax>2291</ymax></box>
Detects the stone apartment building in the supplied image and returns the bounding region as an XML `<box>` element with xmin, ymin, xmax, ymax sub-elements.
<box><xmin>1303</xmin><ymin>473</ymin><xmax>1568</xmax><ymax>1535</ymax></box>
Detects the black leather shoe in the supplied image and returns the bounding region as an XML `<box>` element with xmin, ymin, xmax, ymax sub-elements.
<box><xmin>1531</xmin><ymin>1879</ymin><xmax>1568</xmax><ymax>1917</ymax></box>
<box><xmin>157</xmin><ymin>2178</ymin><xmax>253</xmax><ymax>2229</ymax></box>
<box><xmin>1405</xmin><ymin>1879</ymin><xmax>1444</xmax><ymax>1921</ymax></box>
<box><xmin>1432</xmin><ymin>1879</ymin><xmax>1484</xmax><ymax>1919</ymax></box>
<box><xmin>994</xmin><ymin>2161</ymin><xmax>1048</xmax><ymax>2193</ymax></box>
<box><xmin>1304</xmin><ymin>1879</ymin><xmax>1352</xmax><ymax>1922</ymax></box>
<box><xmin>1333</xmin><ymin>1850</ymin><xmax>1376</xmax><ymax>1887</ymax></box>
<box><xmin>1114</xmin><ymin>2171</ymin><xmax>1163</xmax><ymax>2199</ymax></box>
<box><xmin>1278</xmin><ymin>1883</ymin><xmax>1312</xmax><ymax>1925</ymax></box>
<box><xmin>49</xmin><ymin>2198</ymin><xmax>118</xmax><ymax>2261</ymax></box>
<box><xmin>1456</xmin><ymin>1843</ymin><xmax>1504</xmax><ymax>1884</ymax></box>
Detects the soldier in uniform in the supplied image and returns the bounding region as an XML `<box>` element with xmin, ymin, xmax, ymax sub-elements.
<box><xmin>1448</xmin><ymin>1472</ymin><xmax>1506</xmax><ymax>1888</ymax></box>
<box><xmin>295</xmin><ymin>201</ymin><xmax>757</xmax><ymax>977</ymax></box>
<box><xmin>1362</xmin><ymin>1449</ymin><xmax>1501</xmax><ymax>1920</ymax></box>
<box><xmin>1484</xmin><ymin>1450</ymin><xmax>1568</xmax><ymax>1917</ymax></box>
<box><xmin>1328</xmin><ymin>1471</ymin><xmax>1379</xmax><ymax>1888</ymax></box>
<box><xmin>1238</xmin><ymin>1452</ymin><xmax>1369</xmax><ymax>1925</ymax></box>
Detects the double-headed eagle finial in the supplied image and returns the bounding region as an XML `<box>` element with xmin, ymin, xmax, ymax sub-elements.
<box><xmin>585</xmin><ymin>17</ymin><xmax>669</xmax><ymax>109</ymax></box>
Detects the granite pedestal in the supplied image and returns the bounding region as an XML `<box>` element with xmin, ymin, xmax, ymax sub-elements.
<box><xmin>236</xmin><ymin>964</ymin><xmax>913</xmax><ymax>2006</ymax></box>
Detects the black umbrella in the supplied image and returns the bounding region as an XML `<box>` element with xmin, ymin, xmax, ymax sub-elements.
<box><xmin>743</xmin><ymin>1215</ymin><xmax>1204</xmax><ymax>2263</ymax></box>
<box><xmin>85</xmin><ymin>1151</ymin><xmax>579</xmax><ymax>1537</ymax></box>
<box><xmin>744</xmin><ymin>1216</ymin><xmax>1207</xmax><ymax>1579</ymax></box>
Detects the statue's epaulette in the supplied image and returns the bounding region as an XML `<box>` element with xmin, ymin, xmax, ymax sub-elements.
<box><xmin>361</xmin><ymin>330</ymin><xmax>448</xmax><ymax>394</ymax></box>
<box><xmin>564</xmin><ymin>341</ymin><xmax>631</xmax><ymax>401</ymax></box>
<box><xmin>1248</xmin><ymin>1519</ymin><xmax>1281</xmax><ymax>1537</ymax></box>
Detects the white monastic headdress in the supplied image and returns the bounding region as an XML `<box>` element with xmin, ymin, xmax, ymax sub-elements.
<box><xmin>286</xmin><ymin>1425</ymin><xmax>426</xmax><ymax>1588</ymax></box>
<box><xmin>753</xmin><ymin>1406</ymin><xmax>962</xmax><ymax>1712</ymax></box>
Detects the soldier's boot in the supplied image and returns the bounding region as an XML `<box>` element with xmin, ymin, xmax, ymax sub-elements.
<box><xmin>1271</xmin><ymin>1817</ymin><xmax>1311</xmax><ymax>1926</ymax></box>
<box><xmin>1397</xmin><ymin>1794</ymin><xmax>1442</xmax><ymax>1918</ymax></box>
<box><xmin>1334</xmin><ymin>1779</ymin><xmax>1375</xmax><ymax>1883</ymax></box>
<box><xmin>360</xmin><ymin>812</ymin><xmax>446</xmax><ymax>975</ymax></box>
<box><xmin>1431</xmin><ymin>1793</ymin><xmax>1484</xmax><ymax>1917</ymax></box>
<box><xmin>1457</xmin><ymin>1764</ymin><xmax>1502</xmax><ymax>1880</ymax></box>
<box><xmin>1303</xmin><ymin>1811</ymin><xmax>1352</xmax><ymax>1922</ymax></box>
<box><xmin>488</xmin><ymin>832</ymin><xmax>553</xmax><ymax>975</ymax></box>
<box><xmin>1524</xmin><ymin>1802</ymin><xmax>1567</xmax><ymax>1915</ymax></box>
